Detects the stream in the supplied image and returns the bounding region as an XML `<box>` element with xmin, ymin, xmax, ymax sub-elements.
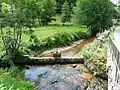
<box><xmin>39</xmin><ymin>37</ymin><xmax>95</xmax><ymax>57</ymax></box>
<box><xmin>25</xmin><ymin>38</ymin><xmax>108</xmax><ymax>90</ymax></box>
<box><xmin>61</xmin><ymin>37</ymin><xmax>95</xmax><ymax>57</ymax></box>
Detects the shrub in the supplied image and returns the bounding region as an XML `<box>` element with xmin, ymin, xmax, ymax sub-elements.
<box><xmin>78</xmin><ymin>40</ymin><xmax>98</xmax><ymax>59</ymax></box>
<box><xmin>78</xmin><ymin>38</ymin><xmax>108</xmax><ymax>75</ymax></box>
<box><xmin>0</xmin><ymin>67</ymin><xmax>35</xmax><ymax>90</ymax></box>
<box><xmin>28</xmin><ymin>29</ymin><xmax>91</xmax><ymax>52</ymax></box>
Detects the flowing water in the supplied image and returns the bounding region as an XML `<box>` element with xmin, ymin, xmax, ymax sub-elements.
<box><xmin>25</xmin><ymin>37</ymin><xmax>107</xmax><ymax>90</ymax></box>
<box><xmin>25</xmin><ymin>64</ymin><xmax>93</xmax><ymax>90</ymax></box>
<box><xmin>39</xmin><ymin>37</ymin><xmax>95</xmax><ymax>57</ymax></box>
<box><xmin>25</xmin><ymin>64</ymin><xmax>93</xmax><ymax>81</ymax></box>
<box><xmin>61</xmin><ymin>37</ymin><xmax>95</xmax><ymax>57</ymax></box>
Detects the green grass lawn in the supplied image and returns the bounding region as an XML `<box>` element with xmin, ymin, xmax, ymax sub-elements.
<box><xmin>0</xmin><ymin>25</ymin><xmax>87</xmax><ymax>41</ymax></box>
<box><xmin>22</xmin><ymin>25</ymin><xmax>87</xmax><ymax>40</ymax></box>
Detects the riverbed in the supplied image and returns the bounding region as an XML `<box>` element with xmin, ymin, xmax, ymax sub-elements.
<box><xmin>25</xmin><ymin>37</ymin><xmax>107</xmax><ymax>90</ymax></box>
<box><xmin>25</xmin><ymin>64</ymin><xmax>107</xmax><ymax>90</ymax></box>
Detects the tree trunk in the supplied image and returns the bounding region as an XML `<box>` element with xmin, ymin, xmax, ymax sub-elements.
<box><xmin>14</xmin><ymin>55</ymin><xmax>84</xmax><ymax>65</ymax></box>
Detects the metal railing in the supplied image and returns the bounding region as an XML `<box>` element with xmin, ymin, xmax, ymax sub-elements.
<box><xmin>109</xmin><ymin>35</ymin><xmax>120</xmax><ymax>68</ymax></box>
<box><xmin>109</xmin><ymin>35</ymin><xmax>120</xmax><ymax>89</ymax></box>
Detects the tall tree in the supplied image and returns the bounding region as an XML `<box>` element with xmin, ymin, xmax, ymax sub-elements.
<box><xmin>56</xmin><ymin>0</ymin><xmax>64</xmax><ymax>13</ymax></box>
<box><xmin>37</xmin><ymin>0</ymin><xmax>56</xmax><ymax>25</ymax></box>
<box><xmin>61</xmin><ymin>1</ymin><xmax>71</xmax><ymax>25</ymax></box>
<box><xmin>0</xmin><ymin>0</ymin><xmax>36</xmax><ymax>66</ymax></box>
<box><xmin>73</xmin><ymin>0</ymin><xmax>114</xmax><ymax>35</ymax></box>
<box><xmin>55</xmin><ymin>0</ymin><xmax>76</xmax><ymax>13</ymax></box>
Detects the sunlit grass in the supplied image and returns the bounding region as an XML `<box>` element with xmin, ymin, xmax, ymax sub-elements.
<box><xmin>22</xmin><ymin>25</ymin><xmax>87</xmax><ymax>40</ymax></box>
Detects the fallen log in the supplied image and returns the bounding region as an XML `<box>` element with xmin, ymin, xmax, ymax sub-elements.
<box><xmin>14</xmin><ymin>55</ymin><xmax>84</xmax><ymax>65</ymax></box>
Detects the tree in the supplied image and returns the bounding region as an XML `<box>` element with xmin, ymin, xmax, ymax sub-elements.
<box><xmin>67</xmin><ymin>0</ymin><xmax>77</xmax><ymax>13</ymax></box>
<box><xmin>22</xmin><ymin>0</ymin><xmax>37</xmax><ymax>27</ymax></box>
<box><xmin>61</xmin><ymin>1</ymin><xmax>71</xmax><ymax>25</ymax></box>
<box><xmin>0</xmin><ymin>0</ymin><xmax>36</xmax><ymax>66</ymax></box>
<box><xmin>55</xmin><ymin>0</ymin><xmax>76</xmax><ymax>13</ymax></box>
<box><xmin>73</xmin><ymin>0</ymin><xmax>114</xmax><ymax>35</ymax></box>
<box><xmin>55</xmin><ymin>0</ymin><xmax>64</xmax><ymax>13</ymax></box>
<box><xmin>36</xmin><ymin>0</ymin><xmax>56</xmax><ymax>25</ymax></box>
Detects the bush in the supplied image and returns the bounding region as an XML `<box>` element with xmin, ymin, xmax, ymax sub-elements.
<box><xmin>0</xmin><ymin>67</ymin><xmax>35</xmax><ymax>90</ymax></box>
<box><xmin>78</xmin><ymin>38</ymin><xmax>108</xmax><ymax>76</ymax></box>
<box><xmin>78</xmin><ymin>40</ymin><xmax>98</xmax><ymax>59</ymax></box>
<box><xmin>89</xmin><ymin>43</ymin><xmax>107</xmax><ymax>71</ymax></box>
<box><xmin>28</xmin><ymin>29</ymin><xmax>91</xmax><ymax>52</ymax></box>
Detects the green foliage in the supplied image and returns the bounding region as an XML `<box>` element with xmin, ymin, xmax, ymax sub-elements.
<box><xmin>78</xmin><ymin>38</ymin><xmax>108</xmax><ymax>73</ymax></box>
<box><xmin>89</xmin><ymin>44</ymin><xmax>107</xmax><ymax>71</ymax></box>
<box><xmin>55</xmin><ymin>0</ymin><xmax>76</xmax><ymax>13</ymax></box>
<box><xmin>55</xmin><ymin>0</ymin><xmax>65</xmax><ymax>13</ymax></box>
<box><xmin>78</xmin><ymin>40</ymin><xmax>98</xmax><ymax>59</ymax></box>
<box><xmin>36</xmin><ymin>0</ymin><xmax>56</xmax><ymax>25</ymax></box>
<box><xmin>0</xmin><ymin>1</ymin><xmax>24</xmax><ymax>66</ymax></box>
<box><xmin>0</xmin><ymin>84</ymin><xmax>13</xmax><ymax>90</ymax></box>
<box><xmin>0</xmin><ymin>0</ymin><xmax>36</xmax><ymax>66</ymax></box>
<box><xmin>9</xmin><ymin>67</ymin><xmax>25</xmax><ymax>80</ymax></box>
<box><xmin>73</xmin><ymin>0</ymin><xmax>114</xmax><ymax>35</ymax></box>
<box><xmin>0</xmin><ymin>67</ymin><xmax>34</xmax><ymax>90</ymax></box>
<box><xmin>28</xmin><ymin>29</ymin><xmax>91</xmax><ymax>52</ymax></box>
<box><xmin>113</xmin><ymin>6</ymin><xmax>119</xmax><ymax>19</ymax></box>
<box><xmin>61</xmin><ymin>1</ymin><xmax>71</xmax><ymax>25</ymax></box>
<box><xmin>22</xmin><ymin>0</ymin><xmax>37</xmax><ymax>27</ymax></box>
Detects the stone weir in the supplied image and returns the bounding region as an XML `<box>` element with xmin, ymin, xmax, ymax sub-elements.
<box><xmin>14</xmin><ymin>55</ymin><xmax>84</xmax><ymax>65</ymax></box>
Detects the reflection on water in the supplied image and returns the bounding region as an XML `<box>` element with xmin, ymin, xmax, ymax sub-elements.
<box><xmin>25</xmin><ymin>64</ymin><xmax>94</xmax><ymax>90</ymax></box>
<box><xmin>25</xmin><ymin>64</ymin><xmax>94</xmax><ymax>81</ymax></box>
<box><xmin>25</xmin><ymin>66</ymin><xmax>56</xmax><ymax>81</ymax></box>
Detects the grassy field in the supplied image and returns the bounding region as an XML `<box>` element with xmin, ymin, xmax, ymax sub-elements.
<box><xmin>22</xmin><ymin>25</ymin><xmax>87</xmax><ymax>40</ymax></box>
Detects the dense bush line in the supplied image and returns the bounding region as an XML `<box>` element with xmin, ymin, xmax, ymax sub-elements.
<box><xmin>27</xmin><ymin>29</ymin><xmax>91</xmax><ymax>52</ymax></box>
